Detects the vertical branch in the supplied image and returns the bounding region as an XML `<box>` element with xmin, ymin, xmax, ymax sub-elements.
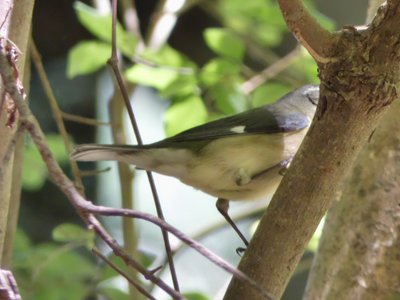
<box><xmin>304</xmin><ymin>1</ymin><xmax>400</xmax><ymax>299</ymax></box>
<box><xmin>108</xmin><ymin>0</ymin><xmax>180</xmax><ymax>291</ymax></box>
<box><xmin>224</xmin><ymin>1</ymin><xmax>400</xmax><ymax>299</ymax></box>
<box><xmin>90</xmin><ymin>1</ymin><xmax>141</xmax><ymax>298</ymax></box>
<box><xmin>30</xmin><ymin>40</ymin><xmax>85</xmax><ymax>194</ymax></box>
<box><xmin>1</xmin><ymin>54</ymin><xmax>30</xmax><ymax>268</ymax></box>
<box><xmin>0</xmin><ymin>0</ymin><xmax>34</xmax><ymax>266</ymax></box>
<box><xmin>0</xmin><ymin>35</ymin><xmax>185</xmax><ymax>300</ymax></box>
<box><xmin>108</xmin><ymin>92</ymin><xmax>139</xmax><ymax>299</ymax></box>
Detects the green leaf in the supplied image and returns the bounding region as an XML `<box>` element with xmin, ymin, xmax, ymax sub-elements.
<box><xmin>159</xmin><ymin>74</ymin><xmax>198</xmax><ymax>98</ymax></box>
<box><xmin>73</xmin><ymin>1</ymin><xmax>136</xmax><ymax>56</ymax></box>
<box><xmin>52</xmin><ymin>223</ymin><xmax>95</xmax><ymax>247</ymax></box>
<box><xmin>203</xmin><ymin>28</ymin><xmax>245</xmax><ymax>60</ymax></box>
<box><xmin>210</xmin><ymin>82</ymin><xmax>247</xmax><ymax>115</ymax></box>
<box><xmin>67</xmin><ymin>41</ymin><xmax>111</xmax><ymax>78</ymax></box>
<box><xmin>183</xmin><ymin>292</ymin><xmax>211</xmax><ymax>300</ymax></box>
<box><xmin>125</xmin><ymin>64</ymin><xmax>179</xmax><ymax>90</ymax></box>
<box><xmin>251</xmin><ymin>82</ymin><xmax>292</xmax><ymax>107</ymax></box>
<box><xmin>200</xmin><ymin>58</ymin><xmax>240</xmax><ymax>86</ymax></box>
<box><xmin>217</xmin><ymin>0</ymin><xmax>287</xmax><ymax>46</ymax></box>
<box><xmin>307</xmin><ymin>217</ymin><xmax>325</xmax><ymax>252</ymax></box>
<box><xmin>139</xmin><ymin>45</ymin><xmax>197</xmax><ymax>68</ymax></box>
<box><xmin>164</xmin><ymin>96</ymin><xmax>208</xmax><ymax>136</ymax></box>
<box><xmin>97</xmin><ymin>287</ymin><xmax>131</xmax><ymax>300</ymax></box>
<box><xmin>13</xmin><ymin>240</ymin><xmax>95</xmax><ymax>299</ymax></box>
<box><xmin>126</xmin><ymin>45</ymin><xmax>198</xmax><ymax>94</ymax></box>
<box><xmin>22</xmin><ymin>134</ymin><xmax>68</xmax><ymax>191</ymax></box>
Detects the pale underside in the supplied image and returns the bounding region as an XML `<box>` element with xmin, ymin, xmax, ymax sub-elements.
<box><xmin>117</xmin><ymin>130</ymin><xmax>308</xmax><ymax>200</ymax></box>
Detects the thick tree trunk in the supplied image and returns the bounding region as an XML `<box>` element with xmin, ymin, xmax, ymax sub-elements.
<box><xmin>304</xmin><ymin>1</ymin><xmax>400</xmax><ymax>299</ymax></box>
<box><xmin>0</xmin><ymin>0</ymin><xmax>34</xmax><ymax>266</ymax></box>
<box><xmin>224</xmin><ymin>1</ymin><xmax>400</xmax><ymax>299</ymax></box>
<box><xmin>304</xmin><ymin>100</ymin><xmax>400</xmax><ymax>300</ymax></box>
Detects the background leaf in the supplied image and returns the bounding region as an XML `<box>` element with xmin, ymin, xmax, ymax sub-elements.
<box><xmin>164</xmin><ymin>96</ymin><xmax>208</xmax><ymax>136</ymax></box>
<box><xmin>203</xmin><ymin>28</ymin><xmax>245</xmax><ymax>60</ymax></box>
<box><xmin>52</xmin><ymin>223</ymin><xmax>95</xmax><ymax>247</ymax></box>
<box><xmin>22</xmin><ymin>134</ymin><xmax>68</xmax><ymax>191</ymax></box>
<box><xmin>67</xmin><ymin>40</ymin><xmax>111</xmax><ymax>78</ymax></box>
<box><xmin>73</xmin><ymin>1</ymin><xmax>136</xmax><ymax>56</ymax></box>
<box><xmin>251</xmin><ymin>82</ymin><xmax>292</xmax><ymax>107</ymax></box>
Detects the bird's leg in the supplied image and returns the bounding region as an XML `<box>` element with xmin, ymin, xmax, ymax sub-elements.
<box><xmin>216</xmin><ymin>198</ymin><xmax>249</xmax><ymax>247</ymax></box>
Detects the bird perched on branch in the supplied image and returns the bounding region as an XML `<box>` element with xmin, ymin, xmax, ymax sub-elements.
<box><xmin>70</xmin><ymin>84</ymin><xmax>319</xmax><ymax>246</ymax></box>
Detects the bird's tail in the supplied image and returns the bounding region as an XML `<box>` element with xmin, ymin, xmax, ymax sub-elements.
<box><xmin>70</xmin><ymin>144</ymin><xmax>142</xmax><ymax>164</ymax></box>
<box><xmin>70</xmin><ymin>144</ymin><xmax>191</xmax><ymax>178</ymax></box>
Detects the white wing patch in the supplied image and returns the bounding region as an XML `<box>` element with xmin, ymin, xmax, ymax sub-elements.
<box><xmin>230</xmin><ymin>125</ymin><xmax>246</xmax><ymax>134</ymax></box>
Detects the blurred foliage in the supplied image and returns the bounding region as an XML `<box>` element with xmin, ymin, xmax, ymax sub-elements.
<box><xmin>67</xmin><ymin>1</ymin><xmax>137</xmax><ymax>77</ymax></box>
<box><xmin>17</xmin><ymin>0</ymin><xmax>337</xmax><ymax>299</ymax></box>
<box><xmin>22</xmin><ymin>134</ymin><xmax>69</xmax><ymax>191</ymax></box>
<box><xmin>66</xmin><ymin>0</ymin><xmax>333</xmax><ymax>136</ymax></box>
<box><xmin>12</xmin><ymin>226</ymin><xmax>160</xmax><ymax>299</ymax></box>
<box><xmin>12</xmin><ymin>229</ymin><xmax>96</xmax><ymax>299</ymax></box>
<box><xmin>52</xmin><ymin>223</ymin><xmax>95</xmax><ymax>248</ymax></box>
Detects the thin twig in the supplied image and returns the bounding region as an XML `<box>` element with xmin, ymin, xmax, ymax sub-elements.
<box><xmin>277</xmin><ymin>0</ymin><xmax>336</xmax><ymax>63</ymax></box>
<box><xmin>1</xmin><ymin>45</ymin><xmax>275</xmax><ymax>298</ymax></box>
<box><xmin>30</xmin><ymin>38</ymin><xmax>85</xmax><ymax>194</ymax></box>
<box><xmin>0</xmin><ymin>44</ymin><xmax>184</xmax><ymax>300</ymax></box>
<box><xmin>86</xmin><ymin>204</ymin><xmax>275</xmax><ymax>300</ymax></box>
<box><xmin>88</xmin><ymin>214</ymin><xmax>183</xmax><ymax>299</ymax></box>
<box><xmin>109</xmin><ymin>0</ymin><xmax>180</xmax><ymax>292</ymax></box>
<box><xmin>108</xmin><ymin>82</ymin><xmax>139</xmax><ymax>299</ymax></box>
<box><xmin>61</xmin><ymin>111</ymin><xmax>111</xmax><ymax>126</ymax></box>
<box><xmin>0</xmin><ymin>126</ymin><xmax>24</xmax><ymax>170</ymax></box>
<box><xmin>172</xmin><ymin>205</ymin><xmax>264</xmax><ymax>254</ymax></box>
<box><xmin>241</xmin><ymin>46</ymin><xmax>303</xmax><ymax>95</ymax></box>
<box><xmin>92</xmin><ymin>248</ymin><xmax>156</xmax><ymax>300</ymax></box>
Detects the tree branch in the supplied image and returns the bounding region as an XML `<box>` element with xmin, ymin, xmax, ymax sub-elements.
<box><xmin>92</xmin><ymin>248</ymin><xmax>156</xmax><ymax>300</ymax></box>
<box><xmin>30</xmin><ymin>39</ymin><xmax>85</xmax><ymax>194</ymax></box>
<box><xmin>240</xmin><ymin>45</ymin><xmax>302</xmax><ymax>95</ymax></box>
<box><xmin>277</xmin><ymin>0</ymin><xmax>337</xmax><ymax>63</ymax></box>
<box><xmin>304</xmin><ymin>1</ymin><xmax>400</xmax><ymax>298</ymax></box>
<box><xmin>108</xmin><ymin>0</ymin><xmax>180</xmax><ymax>291</ymax></box>
<box><xmin>224</xmin><ymin>2</ymin><xmax>400</xmax><ymax>299</ymax></box>
<box><xmin>0</xmin><ymin>40</ymin><xmax>183</xmax><ymax>300</ymax></box>
<box><xmin>304</xmin><ymin>100</ymin><xmax>400</xmax><ymax>300</ymax></box>
<box><xmin>0</xmin><ymin>0</ymin><xmax>34</xmax><ymax>266</ymax></box>
<box><xmin>0</xmin><ymin>41</ymin><xmax>274</xmax><ymax>299</ymax></box>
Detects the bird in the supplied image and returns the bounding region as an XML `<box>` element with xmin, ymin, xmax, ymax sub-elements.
<box><xmin>70</xmin><ymin>84</ymin><xmax>319</xmax><ymax>246</ymax></box>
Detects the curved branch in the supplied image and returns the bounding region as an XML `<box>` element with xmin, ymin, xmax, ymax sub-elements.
<box><xmin>224</xmin><ymin>1</ymin><xmax>400</xmax><ymax>299</ymax></box>
<box><xmin>277</xmin><ymin>0</ymin><xmax>336</xmax><ymax>63</ymax></box>
<box><xmin>0</xmin><ymin>44</ymin><xmax>274</xmax><ymax>300</ymax></box>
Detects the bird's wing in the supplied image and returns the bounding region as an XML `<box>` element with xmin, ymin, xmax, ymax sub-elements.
<box><xmin>151</xmin><ymin>106</ymin><xmax>310</xmax><ymax>148</ymax></box>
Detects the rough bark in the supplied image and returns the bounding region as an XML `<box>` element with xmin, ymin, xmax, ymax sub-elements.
<box><xmin>304</xmin><ymin>1</ymin><xmax>400</xmax><ymax>299</ymax></box>
<box><xmin>0</xmin><ymin>0</ymin><xmax>34</xmax><ymax>266</ymax></box>
<box><xmin>304</xmin><ymin>101</ymin><xmax>400</xmax><ymax>300</ymax></box>
<box><xmin>224</xmin><ymin>1</ymin><xmax>400</xmax><ymax>299</ymax></box>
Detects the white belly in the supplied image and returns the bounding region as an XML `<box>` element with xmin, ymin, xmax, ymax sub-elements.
<box><xmin>176</xmin><ymin>131</ymin><xmax>306</xmax><ymax>200</ymax></box>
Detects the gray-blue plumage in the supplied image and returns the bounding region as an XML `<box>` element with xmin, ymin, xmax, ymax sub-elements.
<box><xmin>70</xmin><ymin>85</ymin><xmax>319</xmax><ymax>200</ymax></box>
